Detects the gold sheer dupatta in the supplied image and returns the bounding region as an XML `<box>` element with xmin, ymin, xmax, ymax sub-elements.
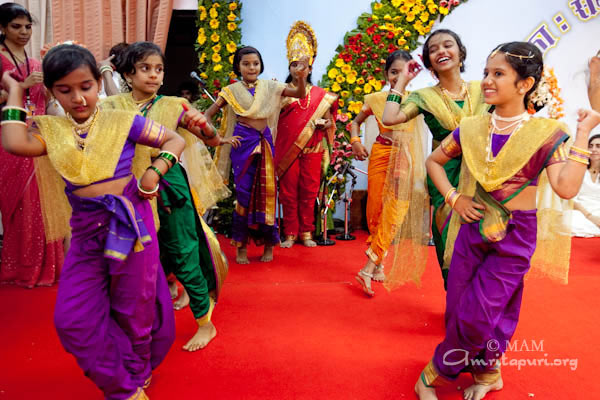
<box><xmin>32</xmin><ymin>110</ymin><xmax>136</xmax><ymax>242</ymax></box>
<box><xmin>444</xmin><ymin>115</ymin><xmax>572</xmax><ymax>284</ymax></box>
<box><xmin>214</xmin><ymin>80</ymin><xmax>287</xmax><ymax>180</ymax></box>
<box><xmin>362</xmin><ymin>92</ymin><xmax>430</xmax><ymax>288</ymax></box>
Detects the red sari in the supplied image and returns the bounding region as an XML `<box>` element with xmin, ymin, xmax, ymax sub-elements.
<box><xmin>0</xmin><ymin>52</ymin><xmax>64</xmax><ymax>288</ymax></box>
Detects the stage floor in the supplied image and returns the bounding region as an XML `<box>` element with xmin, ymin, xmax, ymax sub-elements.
<box><xmin>0</xmin><ymin>232</ymin><xmax>597</xmax><ymax>399</ymax></box>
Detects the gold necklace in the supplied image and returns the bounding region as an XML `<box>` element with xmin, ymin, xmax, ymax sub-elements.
<box><xmin>437</xmin><ymin>83</ymin><xmax>473</xmax><ymax>128</ymax></box>
<box><xmin>131</xmin><ymin>92</ymin><xmax>157</xmax><ymax>107</ymax></box>
<box><xmin>295</xmin><ymin>84</ymin><xmax>312</xmax><ymax>110</ymax></box>
<box><xmin>242</xmin><ymin>80</ymin><xmax>257</xmax><ymax>89</ymax></box>
<box><xmin>66</xmin><ymin>107</ymin><xmax>100</xmax><ymax>150</ymax></box>
<box><xmin>439</xmin><ymin>81</ymin><xmax>467</xmax><ymax>100</ymax></box>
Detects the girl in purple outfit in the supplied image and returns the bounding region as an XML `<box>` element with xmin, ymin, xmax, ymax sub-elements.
<box><xmin>1</xmin><ymin>44</ymin><xmax>185</xmax><ymax>400</ymax></box>
<box><xmin>416</xmin><ymin>42</ymin><xmax>600</xmax><ymax>400</ymax></box>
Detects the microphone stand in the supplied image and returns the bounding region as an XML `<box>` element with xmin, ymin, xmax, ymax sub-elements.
<box><xmin>316</xmin><ymin>188</ymin><xmax>336</xmax><ymax>246</ymax></box>
<box><xmin>335</xmin><ymin>164</ymin><xmax>367</xmax><ymax>241</ymax></box>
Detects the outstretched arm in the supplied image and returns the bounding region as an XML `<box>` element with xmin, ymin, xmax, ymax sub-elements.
<box><xmin>547</xmin><ymin>109</ymin><xmax>600</xmax><ymax>199</ymax></box>
<box><xmin>282</xmin><ymin>57</ymin><xmax>309</xmax><ymax>99</ymax></box>
<box><xmin>181</xmin><ymin>101</ymin><xmax>241</xmax><ymax>148</ymax></box>
<box><xmin>0</xmin><ymin>72</ymin><xmax>46</xmax><ymax>157</ymax></box>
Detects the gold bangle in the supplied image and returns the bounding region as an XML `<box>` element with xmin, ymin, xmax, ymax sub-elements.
<box><xmin>0</xmin><ymin>120</ymin><xmax>27</xmax><ymax>126</ymax></box>
<box><xmin>567</xmin><ymin>154</ymin><xmax>589</xmax><ymax>165</ymax></box>
<box><xmin>350</xmin><ymin>136</ymin><xmax>361</xmax><ymax>145</ymax></box>
<box><xmin>449</xmin><ymin>192</ymin><xmax>461</xmax><ymax>209</ymax></box>
<box><xmin>444</xmin><ymin>187</ymin><xmax>457</xmax><ymax>204</ymax></box>
<box><xmin>390</xmin><ymin>88</ymin><xmax>404</xmax><ymax>96</ymax></box>
<box><xmin>571</xmin><ymin>145</ymin><xmax>591</xmax><ymax>156</ymax></box>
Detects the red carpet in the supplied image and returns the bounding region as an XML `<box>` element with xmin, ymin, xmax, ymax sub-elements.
<box><xmin>0</xmin><ymin>232</ymin><xmax>598</xmax><ymax>399</ymax></box>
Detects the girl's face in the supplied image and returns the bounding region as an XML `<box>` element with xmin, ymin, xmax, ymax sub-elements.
<box><xmin>427</xmin><ymin>33</ymin><xmax>461</xmax><ymax>74</ymax></box>
<box><xmin>589</xmin><ymin>138</ymin><xmax>600</xmax><ymax>162</ymax></box>
<box><xmin>1</xmin><ymin>16</ymin><xmax>32</xmax><ymax>48</ymax></box>
<box><xmin>51</xmin><ymin>65</ymin><xmax>101</xmax><ymax>123</ymax></box>
<box><xmin>481</xmin><ymin>52</ymin><xmax>531</xmax><ymax>107</ymax></box>
<box><xmin>239</xmin><ymin>53</ymin><xmax>261</xmax><ymax>82</ymax></box>
<box><xmin>125</xmin><ymin>53</ymin><xmax>164</xmax><ymax>96</ymax></box>
<box><xmin>289</xmin><ymin>60</ymin><xmax>311</xmax><ymax>82</ymax></box>
<box><xmin>384</xmin><ymin>58</ymin><xmax>407</xmax><ymax>89</ymax></box>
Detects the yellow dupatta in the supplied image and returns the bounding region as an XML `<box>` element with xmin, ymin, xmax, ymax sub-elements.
<box><xmin>100</xmin><ymin>94</ymin><xmax>230</xmax><ymax>214</ymax></box>
<box><xmin>445</xmin><ymin>115</ymin><xmax>573</xmax><ymax>283</ymax></box>
<box><xmin>362</xmin><ymin>91</ymin><xmax>431</xmax><ymax>289</ymax></box>
<box><xmin>214</xmin><ymin>79</ymin><xmax>287</xmax><ymax>180</ymax></box>
<box><xmin>32</xmin><ymin>109</ymin><xmax>137</xmax><ymax>241</ymax></box>
<box><xmin>401</xmin><ymin>81</ymin><xmax>490</xmax><ymax>130</ymax></box>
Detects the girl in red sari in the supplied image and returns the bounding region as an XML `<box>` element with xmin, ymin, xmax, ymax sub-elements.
<box><xmin>0</xmin><ymin>3</ymin><xmax>64</xmax><ymax>287</ymax></box>
<box><xmin>276</xmin><ymin>21</ymin><xmax>338</xmax><ymax>248</ymax></box>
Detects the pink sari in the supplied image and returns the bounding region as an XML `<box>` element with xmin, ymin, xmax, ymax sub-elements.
<box><xmin>0</xmin><ymin>52</ymin><xmax>64</xmax><ymax>288</ymax></box>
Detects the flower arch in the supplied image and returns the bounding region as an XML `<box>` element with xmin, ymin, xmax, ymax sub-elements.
<box><xmin>195</xmin><ymin>0</ymin><xmax>243</xmax><ymax>111</ymax></box>
<box><xmin>318</xmin><ymin>0</ymin><xmax>466</xmax><ymax>193</ymax></box>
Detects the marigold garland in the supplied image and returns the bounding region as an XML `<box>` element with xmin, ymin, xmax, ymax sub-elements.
<box><xmin>195</xmin><ymin>0</ymin><xmax>243</xmax><ymax>112</ymax></box>
<box><xmin>527</xmin><ymin>67</ymin><xmax>565</xmax><ymax>119</ymax></box>
<box><xmin>318</xmin><ymin>0</ymin><xmax>466</xmax><ymax>200</ymax></box>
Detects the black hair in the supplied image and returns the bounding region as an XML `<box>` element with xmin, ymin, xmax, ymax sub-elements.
<box><xmin>422</xmin><ymin>29</ymin><xmax>466</xmax><ymax>76</ymax></box>
<box><xmin>116</xmin><ymin>41</ymin><xmax>165</xmax><ymax>80</ymax></box>
<box><xmin>42</xmin><ymin>44</ymin><xmax>100</xmax><ymax>88</ymax></box>
<box><xmin>177</xmin><ymin>81</ymin><xmax>199</xmax><ymax>99</ymax></box>
<box><xmin>233</xmin><ymin>46</ymin><xmax>264</xmax><ymax>77</ymax></box>
<box><xmin>489</xmin><ymin>41</ymin><xmax>544</xmax><ymax>110</ymax></box>
<box><xmin>0</xmin><ymin>3</ymin><xmax>33</xmax><ymax>43</ymax></box>
<box><xmin>385</xmin><ymin>50</ymin><xmax>412</xmax><ymax>72</ymax></box>
<box><xmin>589</xmin><ymin>134</ymin><xmax>600</xmax><ymax>169</ymax></box>
<box><xmin>108</xmin><ymin>42</ymin><xmax>129</xmax><ymax>70</ymax></box>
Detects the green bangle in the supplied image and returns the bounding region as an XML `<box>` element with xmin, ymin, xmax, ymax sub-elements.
<box><xmin>2</xmin><ymin>107</ymin><xmax>27</xmax><ymax>122</ymax></box>
<box><xmin>386</xmin><ymin>94</ymin><xmax>402</xmax><ymax>104</ymax></box>
<box><xmin>158</xmin><ymin>151</ymin><xmax>178</xmax><ymax>164</ymax></box>
<box><xmin>148</xmin><ymin>165</ymin><xmax>163</xmax><ymax>179</ymax></box>
<box><xmin>157</xmin><ymin>156</ymin><xmax>173</xmax><ymax>169</ymax></box>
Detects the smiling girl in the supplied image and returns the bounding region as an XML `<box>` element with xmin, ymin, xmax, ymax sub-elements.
<box><xmin>382</xmin><ymin>29</ymin><xmax>490</xmax><ymax>288</ymax></box>
<box><xmin>205</xmin><ymin>46</ymin><xmax>309</xmax><ymax>264</ymax></box>
<box><xmin>415</xmin><ymin>41</ymin><xmax>600</xmax><ymax>400</ymax></box>
<box><xmin>1</xmin><ymin>43</ymin><xmax>185</xmax><ymax>399</ymax></box>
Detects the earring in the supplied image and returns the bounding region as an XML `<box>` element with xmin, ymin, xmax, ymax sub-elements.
<box><xmin>160</xmin><ymin>81</ymin><xmax>163</xmax><ymax>86</ymax></box>
<box><xmin>126</xmin><ymin>78</ymin><xmax>132</xmax><ymax>84</ymax></box>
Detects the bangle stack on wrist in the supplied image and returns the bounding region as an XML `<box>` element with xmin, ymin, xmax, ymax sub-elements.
<box><xmin>1</xmin><ymin>106</ymin><xmax>27</xmax><ymax>126</ymax></box>
<box><xmin>350</xmin><ymin>136</ymin><xmax>361</xmax><ymax>145</ymax></box>
<box><xmin>99</xmin><ymin>65</ymin><xmax>113</xmax><ymax>75</ymax></box>
<box><xmin>147</xmin><ymin>165</ymin><xmax>163</xmax><ymax>179</ymax></box>
<box><xmin>444</xmin><ymin>187</ymin><xmax>461</xmax><ymax>209</ymax></box>
<box><xmin>568</xmin><ymin>146</ymin><xmax>591</xmax><ymax>166</ymax></box>
<box><xmin>158</xmin><ymin>151</ymin><xmax>179</xmax><ymax>165</ymax></box>
<box><xmin>386</xmin><ymin>93</ymin><xmax>402</xmax><ymax>104</ymax></box>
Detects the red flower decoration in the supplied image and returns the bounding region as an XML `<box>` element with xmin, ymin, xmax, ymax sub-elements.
<box><xmin>372</xmin><ymin>34</ymin><xmax>382</xmax><ymax>44</ymax></box>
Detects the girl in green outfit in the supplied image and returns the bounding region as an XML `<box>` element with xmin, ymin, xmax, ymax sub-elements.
<box><xmin>382</xmin><ymin>29</ymin><xmax>490</xmax><ymax>289</ymax></box>
<box><xmin>102</xmin><ymin>42</ymin><xmax>239</xmax><ymax>351</ymax></box>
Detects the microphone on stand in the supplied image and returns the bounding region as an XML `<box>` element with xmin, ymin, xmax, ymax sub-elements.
<box><xmin>190</xmin><ymin>71</ymin><xmax>216</xmax><ymax>103</ymax></box>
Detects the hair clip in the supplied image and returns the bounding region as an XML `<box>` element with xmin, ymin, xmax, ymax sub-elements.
<box><xmin>504</xmin><ymin>51</ymin><xmax>535</xmax><ymax>60</ymax></box>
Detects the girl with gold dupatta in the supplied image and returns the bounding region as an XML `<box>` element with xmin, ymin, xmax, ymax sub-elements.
<box><xmin>277</xmin><ymin>21</ymin><xmax>338</xmax><ymax>248</ymax></box>
<box><xmin>102</xmin><ymin>42</ymin><xmax>233</xmax><ymax>352</ymax></box>
<box><xmin>415</xmin><ymin>42</ymin><xmax>600</xmax><ymax>400</ymax></box>
<box><xmin>1</xmin><ymin>44</ymin><xmax>185</xmax><ymax>400</ymax></box>
<box><xmin>382</xmin><ymin>29</ymin><xmax>490</xmax><ymax>288</ymax></box>
<box><xmin>205</xmin><ymin>46</ymin><xmax>309</xmax><ymax>264</ymax></box>
<box><xmin>350</xmin><ymin>50</ymin><xmax>429</xmax><ymax>296</ymax></box>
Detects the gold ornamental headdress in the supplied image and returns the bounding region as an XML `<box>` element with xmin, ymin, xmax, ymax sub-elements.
<box><xmin>286</xmin><ymin>21</ymin><xmax>317</xmax><ymax>66</ymax></box>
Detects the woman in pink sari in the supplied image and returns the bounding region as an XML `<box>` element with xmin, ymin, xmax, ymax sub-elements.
<box><xmin>0</xmin><ymin>3</ymin><xmax>64</xmax><ymax>287</ymax></box>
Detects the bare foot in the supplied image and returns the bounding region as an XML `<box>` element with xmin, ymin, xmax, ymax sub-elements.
<box><xmin>414</xmin><ymin>376</ymin><xmax>438</xmax><ymax>400</ymax></box>
<box><xmin>182</xmin><ymin>321</ymin><xmax>217</xmax><ymax>351</ymax></box>
<box><xmin>372</xmin><ymin>265</ymin><xmax>385</xmax><ymax>282</ymax></box>
<box><xmin>236</xmin><ymin>247</ymin><xmax>250</xmax><ymax>264</ymax></box>
<box><xmin>174</xmin><ymin>288</ymin><xmax>189</xmax><ymax>310</ymax></box>
<box><xmin>168</xmin><ymin>281</ymin><xmax>178</xmax><ymax>299</ymax></box>
<box><xmin>302</xmin><ymin>239</ymin><xmax>317</xmax><ymax>247</ymax></box>
<box><xmin>463</xmin><ymin>377</ymin><xmax>503</xmax><ymax>400</ymax></box>
<box><xmin>280</xmin><ymin>239</ymin><xmax>294</xmax><ymax>248</ymax></box>
<box><xmin>260</xmin><ymin>245</ymin><xmax>274</xmax><ymax>262</ymax></box>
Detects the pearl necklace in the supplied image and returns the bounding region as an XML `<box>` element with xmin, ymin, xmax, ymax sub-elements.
<box><xmin>486</xmin><ymin>112</ymin><xmax>529</xmax><ymax>164</ymax></box>
<box><xmin>66</xmin><ymin>107</ymin><xmax>100</xmax><ymax>150</ymax></box>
